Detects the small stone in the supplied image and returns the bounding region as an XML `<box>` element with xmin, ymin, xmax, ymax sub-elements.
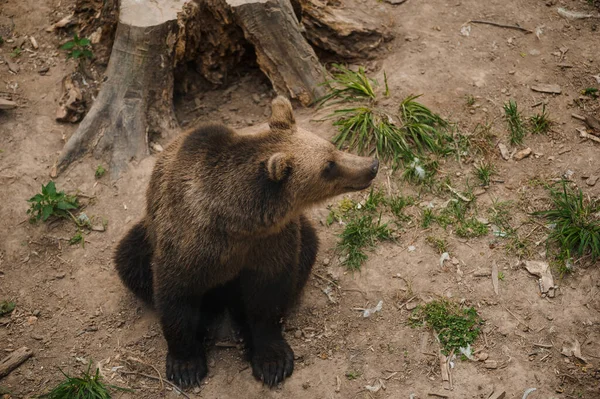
<box><xmin>531</xmin><ymin>84</ymin><xmax>561</xmax><ymax>94</ymax></box>
<box><xmin>27</xmin><ymin>316</ymin><xmax>38</xmax><ymax>325</ymax></box>
<box><xmin>514</xmin><ymin>148</ymin><xmax>532</xmax><ymax>161</ymax></box>
<box><xmin>408</xmin><ymin>245</ymin><xmax>416</xmax><ymax>252</ymax></box>
<box><xmin>30</xmin><ymin>36</ymin><xmax>39</xmax><ymax>49</ymax></box>
<box><xmin>484</xmin><ymin>360</ymin><xmax>498</xmax><ymax>369</ymax></box>
<box><xmin>252</xmin><ymin>94</ymin><xmax>261</xmax><ymax>104</ymax></box>
<box><xmin>474</xmin><ymin>188</ymin><xmax>487</xmax><ymax>196</ymax></box>
<box><xmin>322</xmin><ymin>258</ymin><xmax>330</xmax><ymax>266</ymax></box>
<box><xmin>477</xmin><ymin>217</ymin><xmax>490</xmax><ymax>225</ymax></box>
<box><xmin>32</xmin><ymin>309</ymin><xmax>41</xmax><ymax>317</ymax></box>
<box><xmin>451</xmin><ymin>257</ymin><xmax>459</xmax><ymax>265</ymax></box>
<box><xmin>294</xmin><ymin>330</ymin><xmax>302</xmax><ymax>339</ymax></box>
<box><xmin>0</xmin><ymin>99</ymin><xmax>18</xmax><ymax>110</ymax></box>
<box><xmin>91</xmin><ymin>224</ymin><xmax>105</xmax><ymax>232</ymax></box>
<box><xmin>302</xmin><ymin>381</ymin><xmax>311</xmax><ymax>389</ymax></box>
<box><xmin>498</xmin><ymin>143</ymin><xmax>511</xmax><ymax>160</ymax></box>
<box><xmin>38</xmin><ymin>66</ymin><xmax>50</xmax><ymax>75</ymax></box>
<box><xmin>193</xmin><ymin>387</ymin><xmax>201</xmax><ymax>394</ymax></box>
<box><xmin>31</xmin><ymin>334</ymin><xmax>44</xmax><ymax>341</ymax></box>
<box><xmin>406</xmin><ymin>302</ymin><xmax>418</xmax><ymax>311</ymax></box>
<box><xmin>586</xmin><ymin>175</ymin><xmax>599</xmax><ymax>186</ymax></box>
<box><xmin>476</xmin><ymin>352</ymin><xmax>489</xmax><ymax>361</ymax></box>
<box><xmin>55</xmin><ymin>272</ymin><xmax>66</xmax><ymax>279</ymax></box>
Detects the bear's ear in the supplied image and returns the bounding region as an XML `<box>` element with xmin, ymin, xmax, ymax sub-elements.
<box><xmin>267</xmin><ymin>152</ymin><xmax>291</xmax><ymax>182</ymax></box>
<box><xmin>268</xmin><ymin>96</ymin><xmax>296</xmax><ymax>131</ymax></box>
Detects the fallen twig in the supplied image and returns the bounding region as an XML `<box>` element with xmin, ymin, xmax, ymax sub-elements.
<box><xmin>313</xmin><ymin>272</ymin><xmax>340</xmax><ymax>289</ymax></box>
<box><xmin>578</xmin><ymin>128</ymin><xmax>600</xmax><ymax>144</ymax></box>
<box><xmin>469</xmin><ymin>20</ymin><xmax>533</xmax><ymax>33</ymax></box>
<box><xmin>126</xmin><ymin>357</ymin><xmax>164</xmax><ymax>390</ymax></box>
<box><xmin>445</xmin><ymin>184</ymin><xmax>472</xmax><ymax>202</ymax></box>
<box><xmin>503</xmin><ymin>306</ymin><xmax>530</xmax><ymax>330</ymax></box>
<box><xmin>118</xmin><ymin>370</ymin><xmax>189</xmax><ymax>399</ymax></box>
<box><xmin>0</xmin><ymin>347</ymin><xmax>33</xmax><ymax>378</ymax></box>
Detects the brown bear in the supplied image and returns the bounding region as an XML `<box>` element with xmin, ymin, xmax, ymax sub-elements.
<box><xmin>114</xmin><ymin>96</ymin><xmax>379</xmax><ymax>389</ymax></box>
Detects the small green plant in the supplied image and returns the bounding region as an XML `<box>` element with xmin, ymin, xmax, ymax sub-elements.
<box><xmin>0</xmin><ymin>36</ymin><xmax>4</xmax><ymax>45</ymax></box>
<box><xmin>40</xmin><ymin>363</ymin><xmax>131</xmax><ymax>399</ymax></box>
<box><xmin>498</xmin><ymin>271</ymin><xmax>505</xmax><ymax>281</ymax></box>
<box><xmin>530</xmin><ymin>104</ymin><xmax>552</xmax><ymax>134</ymax></box>
<box><xmin>388</xmin><ymin>194</ymin><xmax>415</xmax><ymax>221</ymax></box>
<box><xmin>60</xmin><ymin>33</ymin><xmax>93</xmax><ymax>60</ymax></box>
<box><xmin>581</xmin><ymin>87</ymin><xmax>599</xmax><ymax>99</ymax></box>
<box><xmin>535</xmin><ymin>181</ymin><xmax>600</xmax><ymax>261</ymax></box>
<box><xmin>465</xmin><ymin>94</ymin><xmax>476</xmax><ymax>107</ymax></box>
<box><xmin>10</xmin><ymin>47</ymin><xmax>22</xmax><ymax>58</ymax></box>
<box><xmin>455</xmin><ymin>217</ymin><xmax>489</xmax><ymax>238</ymax></box>
<box><xmin>503</xmin><ymin>100</ymin><xmax>525</xmax><ymax>145</ymax></box>
<box><xmin>421</xmin><ymin>208</ymin><xmax>434</xmax><ymax>228</ymax></box>
<box><xmin>345</xmin><ymin>370</ymin><xmax>361</xmax><ymax>380</ymax></box>
<box><xmin>27</xmin><ymin>181</ymin><xmax>79</xmax><ymax>223</ymax></box>
<box><xmin>95</xmin><ymin>165</ymin><xmax>106</xmax><ymax>179</ymax></box>
<box><xmin>70</xmin><ymin>232</ymin><xmax>85</xmax><ymax>248</ymax></box>
<box><xmin>426</xmin><ymin>236</ymin><xmax>448</xmax><ymax>254</ymax></box>
<box><xmin>473</xmin><ymin>161</ymin><xmax>496</xmax><ymax>186</ymax></box>
<box><xmin>326</xmin><ymin>198</ymin><xmax>357</xmax><ymax>226</ymax></box>
<box><xmin>338</xmin><ymin>214</ymin><xmax>392</xmax><ymax>270</ymax></box>
<box><xmin>362</xmin><ymin>188</ymin><xmax>386</xmax><ymax>212</ymax></box>
<box><xmin>0</xmin><ymin>300</ymin><xmax>16</xmax><ymax>316</ymax></box>
<box><xmin>410</xmin><ymin>299</ymin><xmax>483</xmax><ymax>355</ymax></box>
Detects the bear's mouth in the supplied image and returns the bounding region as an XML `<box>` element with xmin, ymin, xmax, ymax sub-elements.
<box><xmin>344</xmin><ymin>181</ymin><xmax>373</xmax><ymax>191</ymax></box>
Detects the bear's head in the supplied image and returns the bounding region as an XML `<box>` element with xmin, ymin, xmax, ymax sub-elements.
<box><xmin>263</xmin><ymin>96</ymin><xmax>379</xmax><ymax>207</ymax></box>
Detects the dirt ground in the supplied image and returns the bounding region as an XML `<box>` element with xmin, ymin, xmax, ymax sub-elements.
<box><xmin>1</xmin><ymin>0</ymin><xmax>599</xmax><ymax>398</ymax></box>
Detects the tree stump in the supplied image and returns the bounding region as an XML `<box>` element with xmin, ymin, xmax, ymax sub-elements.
<box><xmin>53</xmin><ymin>0</ymin><xmax>186</xmax><ymax>179</ymax></box>
<box><xmin>226</xmin><ymin>0</ymin><xmax>326</xmax><ymax>104</ymax></box>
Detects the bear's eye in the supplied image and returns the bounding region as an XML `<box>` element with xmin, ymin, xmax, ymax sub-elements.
<box><xmin>322</xmin><ymin>161</ymin><xmax>338</xmax><ymax>179</ymax></box>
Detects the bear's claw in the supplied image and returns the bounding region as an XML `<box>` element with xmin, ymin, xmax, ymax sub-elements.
<box><xmin>166</xmin><ymin>352</ymin><xmax>208</xmax><ymax>389</ymax></box>
<box><xmin>251</xmin><ymin>340</ymin><xmax>294</xmax><ymax>387</ymax></box>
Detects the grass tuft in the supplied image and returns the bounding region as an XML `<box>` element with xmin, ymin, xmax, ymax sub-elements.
<box><xmin>535</xmin><ymin>182</ymin><xmax>600</xmax><ymax>261</ymax></box>
<box><xmin>426</xmin><ymin>236</ymin><xmax>449</xmax><ymax>254</ymax></box>
<box><xmin>388</xmin><ymin>194</ymin><xmax>415</xmax><ymax>221</ymax></box>
<box><xmin>410</xmin><ymin>299</ymin><xmax>483</xmax><ymax>355</ymax></box>
<box><xmin>338</xmin><ymin>214</ymin><xmax>392</xmax><ymax>270</ymax></box>
<box><xmin>40</xmin><ymin>363</ymin><xmax>131</xmax><ymax>399</ymax></box>
<box><xmin>503</xmin><ymin>100</ymin><xmax>526</xmax><ymax>145</ymax></box>
<box><xmin>473</xmin><ymin>161</ymin><xmax>496</xmax><ymax>186</ymax></box>
<box><xmin>529</xmin><ymin>104</ymin><xmax>552</xmax><ymax>135</ymax></box>
<box><xmin>319</xmin><ymin>65</ymin><xmax>451</xmax><ymax>167</ymax></box>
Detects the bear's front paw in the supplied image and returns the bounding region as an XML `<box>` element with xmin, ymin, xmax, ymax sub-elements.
<box><xmin>251</xmin><ymin>339</ymin><xmax>294</xmax><ymax>387</ymax></box>
<box><xmin>166</xmin><ymin>352</ymin><xmax>208</xmax><ymax>389</ymax></box>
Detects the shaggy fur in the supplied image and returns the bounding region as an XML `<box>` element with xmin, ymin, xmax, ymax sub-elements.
<box><xmin>114</xmin><ymin>96</ymin><xmax>379</xmax><ymax>389</ymax></box>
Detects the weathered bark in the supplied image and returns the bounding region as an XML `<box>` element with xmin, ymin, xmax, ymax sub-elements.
<box><xmin>226</xmin><ymin>0</ymin><xmax>326</xmax><ymax>104</ymax></box>
<box><xmin>0</xmin><ymin>347</ymin><xmax>33</xmax><ymax>378</ymax></box>
<box><xmin>53</xmin><ymin>0</ymin><xmax>186</xmax><ymax>179</ymax></box>
<box><xmin>299</xmin><ymin>0</ymin><xmax>393</xmax><ymax>59</ymax></box>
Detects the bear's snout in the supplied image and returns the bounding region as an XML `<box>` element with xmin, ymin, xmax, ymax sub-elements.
<box><xmin>369</xmin><ymin>159</ymin><xmax>379</xmax><ymax>177</ymax></box>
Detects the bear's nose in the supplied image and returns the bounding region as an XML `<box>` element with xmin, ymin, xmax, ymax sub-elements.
<box><xmin>370</xmin><ymin>159</ymin><xmax>379</xmax><ymax>176</ymax></box>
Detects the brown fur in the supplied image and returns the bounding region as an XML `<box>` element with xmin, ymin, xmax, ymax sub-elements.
<box><xmin>114</xmin><ymin>96</ymin><xmax>378</xmax><ymax>388</ymax></box>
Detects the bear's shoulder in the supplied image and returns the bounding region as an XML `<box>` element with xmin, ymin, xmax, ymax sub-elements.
<box><xmin>179</xmin><ymin>123</ymin><xmax>236</xmax><ymax>156</ymax></box>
